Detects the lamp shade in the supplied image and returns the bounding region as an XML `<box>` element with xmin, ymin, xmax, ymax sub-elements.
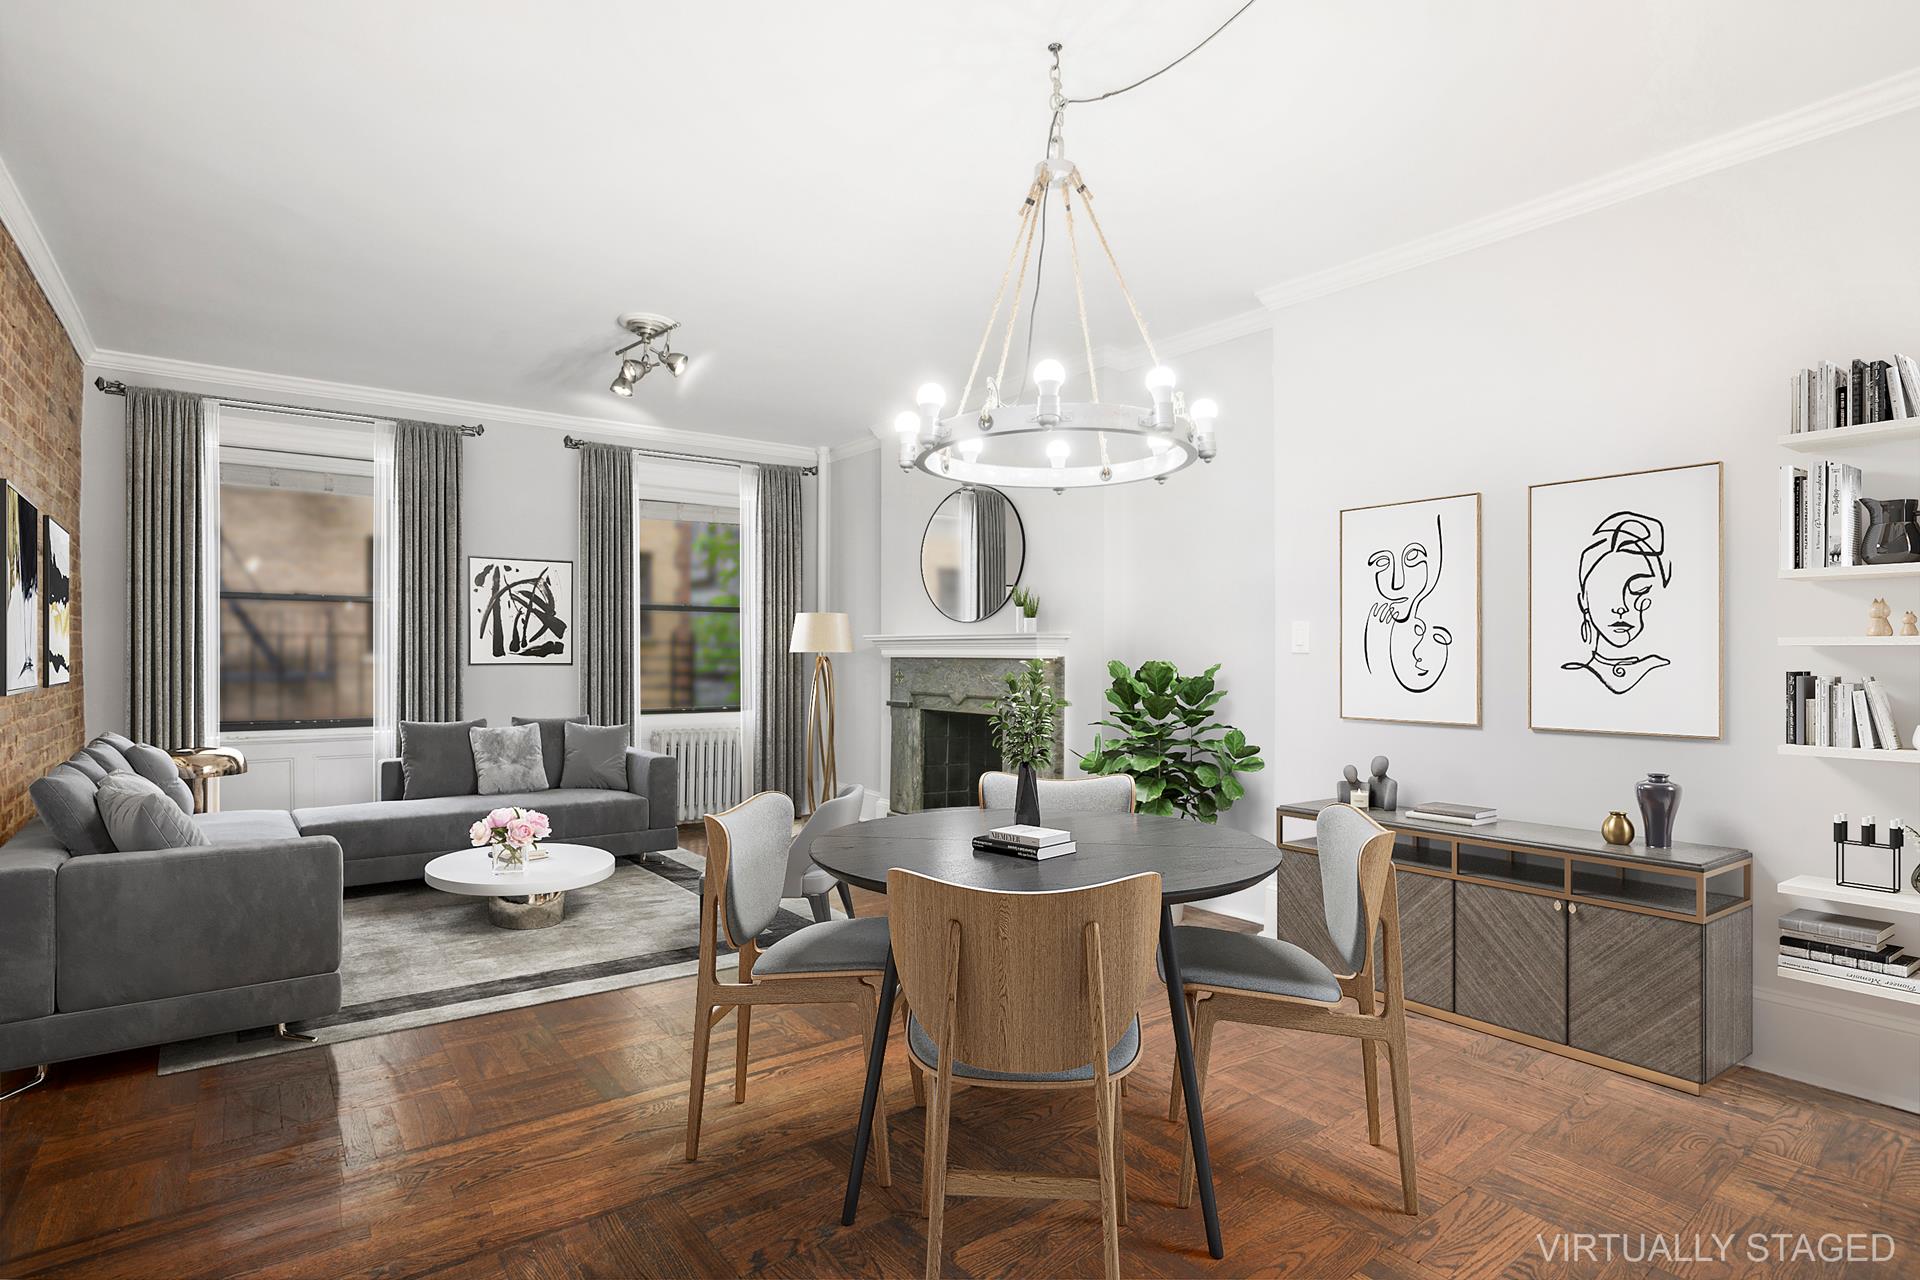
<box><xmin>789</xmin><ymin>612</ymin><xmax>854</xmax><ymax>654</ymax></box>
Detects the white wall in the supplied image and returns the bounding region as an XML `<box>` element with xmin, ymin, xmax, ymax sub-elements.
<box><xmin>1267</xmin><ymin>109</ymin><xmax>1920</xmax><ymax>1109</ymax></box>
<box><xmin>825</xmin><ymin>443</ymin><xmax>886</xmax><ymax>800</ymax></box>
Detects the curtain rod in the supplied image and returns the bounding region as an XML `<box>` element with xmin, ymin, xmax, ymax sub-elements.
<box><xmin>562</xmin><ymin>434</ymin><xmax>817</xmax><ymax>476</ymax></box>
<box><xmin>93</xmin><ymin>377</ymin><xmax>485</xmax><ymax>436</ymax></box>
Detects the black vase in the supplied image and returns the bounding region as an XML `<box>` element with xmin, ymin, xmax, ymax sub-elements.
<box><xmin>1858</xmin><ymin>498</ymin><xmax>1920</xmax><ymax>565</ymax></box>
<box><xmin>1635</xmin><ymin>772</ymin><xmax>1681</xmax><ymax>849</ymax></box>
<box><xmin>1014</xmin><ymin>762</ymin><xmax>1042</xmax><ymax>827</ymax></box>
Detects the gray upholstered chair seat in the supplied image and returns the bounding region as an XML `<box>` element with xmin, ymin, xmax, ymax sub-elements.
<box><xmin>753</xmin><ymin>916</ymin><xmax>891</xmax><ymax>976</ymax></box>
<box><xmin>294</xmin><ymin>788</ymin><xmax>648</xmax><ymax>864</ymax></box>
<box><xmin>907</xmin><ymin>1012</ymin><xmax>1142</xmax><ymax>1083</ymax></box>
<box><xmin>1161</xmin><ymin>926</ymin><xmax>1343</xmax><ymax>1004</ymax></box>
<box><xmin>194</xmin><ymin>810</ymin><xmax>302</xmax><ymax>845</ymax></box>
<box><xmin>799</xmin><ymin>867</ymin><xmax>838</xmax><ymax>897</ymax></box>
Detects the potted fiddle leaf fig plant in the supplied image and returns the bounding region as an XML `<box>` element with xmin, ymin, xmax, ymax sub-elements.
<box><xmin>1079</xmin><ymin>659</ymin><xmax>1264</xmax><ymax>823</ymax></box>
<box><xmin>987</xmin><ymin>658</ymin><xmax>1065</xmax><ymax>826</ymax></box>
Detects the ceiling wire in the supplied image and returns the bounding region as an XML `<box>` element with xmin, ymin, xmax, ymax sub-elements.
<box><xmin>1062</xmin><ymin>0</ymin><xmax>1262</xmax><ymax>105</ymax></box>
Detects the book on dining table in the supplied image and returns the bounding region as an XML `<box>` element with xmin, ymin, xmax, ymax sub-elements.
<box><xmin>973</xmin><ymin>834</ymin><xmax>1077</xmax><ymax>860</ymax></box>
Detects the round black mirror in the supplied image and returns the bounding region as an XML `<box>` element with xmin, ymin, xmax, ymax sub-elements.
<box><xmin>920</xmin><ymin>486</ymin><xmax>1027</xmax><ymax>622</ymax></box>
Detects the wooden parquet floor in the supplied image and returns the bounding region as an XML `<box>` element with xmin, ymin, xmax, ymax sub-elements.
<box><xmin>3</xmin><ymin>860</ymin><xmax>1917</xmax><ymax>1279</ymax></box>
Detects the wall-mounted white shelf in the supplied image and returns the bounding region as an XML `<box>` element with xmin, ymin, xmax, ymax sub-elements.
<box><xmin>1778</xmin><ymin>875</ymin><xmax>1920</xmax><ymax>916</ymax></box>
<box><xmin>1780</xmin><ymin>564</ymin><xmax>1920</xmax><ymax>582</ymax></box>
<box><xmin>1777</xmin><ymin>965</ymin><xmax>1920</xmax><ymax>1007</ymax></box>
<box><xmin>1777</xmin><ymin>419</ymin><xmax>1920</xmax><ymax>452</ymax></box>
<box><xmin>1778</xmin><ymin>635</ymin><xmax>1920</xmax><ymax>648</ymax></box>
<box><xmin>1779</xmin><ymin>744</ymin><xmax>1920</xmax><ymax>764</ymax></box>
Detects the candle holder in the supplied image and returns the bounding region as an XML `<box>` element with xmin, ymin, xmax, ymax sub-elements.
<box><xmin>1834</xmin><ymin>814</ymin><xmax>1906</xmax><ymax>894</ymax></box>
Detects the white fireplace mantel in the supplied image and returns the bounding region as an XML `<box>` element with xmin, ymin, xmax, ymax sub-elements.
<box><xmin>865</xmin><ymin>632</ymin><xmax>1071</xmax><ymax>660</ymax></box>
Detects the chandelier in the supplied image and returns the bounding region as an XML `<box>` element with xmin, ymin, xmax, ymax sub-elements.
<box><xmin>895</xmin><ymin>44</ymin><xmax>1218</xmax><ymax>491</ymax></box>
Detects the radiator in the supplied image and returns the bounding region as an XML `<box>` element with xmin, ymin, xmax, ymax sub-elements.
<box><xmin>647</xmin><ymin>726</ymin><xmax>744</xmax><ymax>823</ymax></box>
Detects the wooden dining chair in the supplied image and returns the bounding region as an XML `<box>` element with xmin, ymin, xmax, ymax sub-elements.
<box><xmin>784</xmin><ymin>783</ymin><xmax>865</xmax><ymax>921</ymax></box>
<box><xmin>977</xmin><ymin>770</ymin><xmax>1136</xmax><ymax>813</ymax></box>
<box><xmin>1166</xmin><ymin>802</ymin><xmax>1418</xmax><ymax>1214</ymax></box>
<box><xmin>891</xmin><ymin>868</ymin><xmax>1161</xmax><ymax>1280</ymax></box>
<box><xmin>686</xmin><ymin>790</ymin><xmax>893</xmax><ymax>1185</ymax></box>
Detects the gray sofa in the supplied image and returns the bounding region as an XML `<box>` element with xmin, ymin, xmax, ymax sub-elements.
<box><xmin>298</xmin><ymin>746</ymin><xmax>679</xmax><ymax>888</ymax></box>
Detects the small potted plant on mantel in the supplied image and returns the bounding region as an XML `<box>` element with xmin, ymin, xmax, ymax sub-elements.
<box><xmin>1009</xmin><ymin>585</ymin><xmax>1040</xmax><ymax>634</ymax></box>
<box><xmin>988</xmin><ymin>658</ymin><xmax>1066</xmax><ymax>827</ymax></box>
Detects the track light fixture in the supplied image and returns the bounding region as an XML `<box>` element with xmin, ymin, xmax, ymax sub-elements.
<box><xmin>607</xmin><ymin>312</ymin><xmax>690</xmax><ymax>396</ymax></box>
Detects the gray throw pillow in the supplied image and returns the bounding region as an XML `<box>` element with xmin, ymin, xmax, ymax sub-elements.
<box><xmin>512</xmin><ymin>715</ymin><xmax>588</xmax><ymax>790</ymax></box>
<box><xmin>61</xmin><ymin>750</ymin><xmax>109</xmax><ymax>784</ymax></box>
<box><xmin>94</xmin><ymin>774</ymin><xmax>210</xmax><ymax>853</ymax></box>
<box><xmin>561</xmin><ymin>721</ymin><xmax>629</xmax><ymax>790</ymax></box>
<box><xmin>30</xmin><ymin>763</ymin><xmax>116</xmax><ymax>855</ymax></box>
<box><xmin>123</xmin><ymin>741</ymin><xmax>195</xmax><ymax>815</ymax></box>
<box><xmin>471</xmin><ymin>723</ymin><xmax>550</xmax><ymax>795</ymax></box>
<box><xmin>82</xmin><ymin>742</ymin><xmax>136</xmax><ymax>776</ymax></box>
<box><xmin>399</xmin><ymin>719</ymin><xmax>485</xmax><ymax>799</ymax></box>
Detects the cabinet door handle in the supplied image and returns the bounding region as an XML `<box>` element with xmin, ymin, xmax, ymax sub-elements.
<box><xmin>1568</xmin><ymin>903</ymin><xmax>1579</xmax><ymax>916</ymax></box>
<box><xmin>1552</xmin><ymin>900</ymin><xmax>1563</xmax><ymax>912</ymax></box>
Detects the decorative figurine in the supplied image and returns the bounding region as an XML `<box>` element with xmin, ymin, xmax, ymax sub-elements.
<box><xmin>1336</xmin><ymin>763</ymin><xmax>1359</xmax><ymax>804</ymax></box>
<box><xmin>1867</xmin><ymin>598</ymin><xmax>1894</xmax><ymax>637</ymax></box>
<box><xmin>1369</xmin><ymin>755</ymin><xmax>1398</xmax><ymax>811</ymax></box>
<box><xmin>1901</xmin><ymin>611</ymin><xmax>1918</xmax><ymax>637</ymax></box>
<box><xmin>1601</xmin><ymin>811</ymin><xmax>1635</xmax><ymax>846</ymax></box>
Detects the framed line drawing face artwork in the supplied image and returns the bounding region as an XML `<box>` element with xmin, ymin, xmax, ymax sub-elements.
<box><xmin>469</xmin><ymin>556</ymin><xmax>574</xmax><ymax>665</ymax></box>
<box><xmin>1339</xmin><ymin>492</ymin><xmax>1481</xmax><ymax>727</ymax></box>
<box><xmin>1529</xmin><ymin>461</ymin><xmax>1722</xmax><ymax>739</ymax></box>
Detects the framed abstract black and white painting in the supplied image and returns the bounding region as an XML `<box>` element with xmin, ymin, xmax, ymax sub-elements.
<box><xmin>1528</xmin><ymin>462</ymin><xmax>1722</xmax><ymax>739</ymax></box>
<box><xmin>3</xmin><ymin>482</ymin><xmax>41</xmax><ymax>695</ymax></box>
<box><xmin>43</xmin><ymin>516</ymin><xmax>72</xmax><ymax>687</ymax></box>
<box><xmin>469</xmin><ymin>556</ymin><xmax>573</xmax><ymax>665</ymax></box>
<box><xmin>1339</xmin><ymin>492</ymin><xmax>1481</xmax><ymax>727</ymax></box>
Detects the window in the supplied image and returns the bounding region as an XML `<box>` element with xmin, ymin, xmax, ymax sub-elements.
<box><xmin>219</xmin><ymin>458</ymin><xmax>375</xmax><ymax>731</ymax></box>
<box><xmin>638</xmin><ymin>510</ymin><xmax>740</xmax><ymax>713</ymax></box>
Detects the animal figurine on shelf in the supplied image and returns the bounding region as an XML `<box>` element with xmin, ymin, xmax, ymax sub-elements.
<box><xmin>1868</xmin><ymin>598</ymin><xmax>1894</xmax><ymax>637</ymax></box>
<box><xmin>1901</xmin><ymin>611</ymin><xmax>1918</xmax><ymax>637</ymax></box>
<box><xmin>1369</xmin><ymin>755</ymin><xmax>1398</xmax><ymax>811</ymax></box>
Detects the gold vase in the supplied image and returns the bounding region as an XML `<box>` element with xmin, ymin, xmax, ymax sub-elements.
<box><xmin>1600</xmin><ymin>810</ymin><xmax>1635</xmax><ymax>846</ymax></box>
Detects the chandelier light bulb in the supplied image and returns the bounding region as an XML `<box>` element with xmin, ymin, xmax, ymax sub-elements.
<box><xmin>1189</xmin><ymin>398</ymin><xmax>1218</xmax><ymax>425</ymax></box>
<box><xmin>1145</xmin><ymin>365</ymin><xmax>1177</xmax><ymax>427</ymax></box>
<box><xmin>1144</xmin><ymin>365</ymin><xmax>1177</xmax><ymax>393</ymax></box>
<box><xmin>1046</xmin><ymin>438</ymin><xmax>1071</xmax><ymax>466</ymax></box>
<box><xmin>893</xmin><ymin>411</ymin><xmax>920</xmax><ymax>436</ymax></box>
<box><xmin>959</xmin><ymin>437</ymin><xmax>984</xmax><ymax>460</ymax></box>
<box><xmin>1033</xmin><ymin>358</ymin><xmax>1066</xmax><ymax>393</ymax></box>
<box><xmin>916</xmin><ymin>383</ymin><xmax>947</xmax><ymax>411</ymax></box>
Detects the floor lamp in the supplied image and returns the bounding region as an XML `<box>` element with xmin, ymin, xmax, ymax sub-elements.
<box><xmin>790</xmin><ymin>612</ymin><xmax>853</xmax><ymax>814</ymax></box>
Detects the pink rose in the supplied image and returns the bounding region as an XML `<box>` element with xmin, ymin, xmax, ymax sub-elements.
<box><xmin>526</xmin><ymin>811</ymin><xmax>551</xmax><ymax>839</ymax></box>
<box><xmin>506</xmin><ymin>818</ymin><xmax>537</xmax><ymax>848</ymax></box>
<box><xmin>469</xmin><ymin>819</ymin><xmax>490</xmax><ymax>847</ymax></box>
<box><xmin>487</xmin><ymin>807</ymin><xmax>516</xmax><ymax>828</ymax></box>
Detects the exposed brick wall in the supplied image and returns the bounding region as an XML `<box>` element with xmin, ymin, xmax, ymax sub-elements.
<box><xmin>0</xmin><ymin>218</ymin><xmax>84</xmax><ymax>842</ymax></box>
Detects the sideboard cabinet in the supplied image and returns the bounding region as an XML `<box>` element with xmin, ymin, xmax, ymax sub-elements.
<box><xmin>1276</xmin><ymin>802</ymin><xmax>1753</xmax><ymax>1093</ymax></box>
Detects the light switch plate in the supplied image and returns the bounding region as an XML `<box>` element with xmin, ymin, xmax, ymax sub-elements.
<box><xmin>1291</xmin><ymin>621</ymin><xmax>1310</xmax><ymax>654</ymax></box>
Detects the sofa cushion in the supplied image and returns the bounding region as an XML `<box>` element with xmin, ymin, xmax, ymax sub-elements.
<box><xmin>561</xmin><ymin>721</ymin><xmax>629</xmax><ymax>790</ymax></box>
<box><xmin>82</xmin><ymin>742</ymin><xmax>137</xmax><ymax>776</ymax></box>
<box><xmin>295</xmin><ymin>788</ymin><xmax>649</xmax><ymax>865</ymax></box>
<box><xmin>472</xmin><ymin>723</ymin><xmax>549</xmax><ymax>795</ymax></box>
<box><xmin>29</xmin><ymin>763</ymin><xmax>116</xmax><ymax>856</ymax></box>
<box><xmin>122</xmin><ymin>742</ymin><xmax>195</xmax><ymax>816</ymax></box>
<box><xmin>512</xmin><ymin>715</ymin><xmax>588</xmax><ymax>790</ymax></box>
<box><xmin>194</xmin><ymin>809</ymin><xmax>302</xmax><ymax>846</ymax></box>
<box><xmin>95</xmin><ymin>774</ymin><xmax>211</xmax><ymax>853</ymax></box>
<box><xmin>399</xmin><ymin>719</ymin><xmax>484</xmax><ymax>799</ymax></box>
<box><xmin>61</xmin><ymin>750</ymin><xmax>109</xmax><ymax>784</ymax></box>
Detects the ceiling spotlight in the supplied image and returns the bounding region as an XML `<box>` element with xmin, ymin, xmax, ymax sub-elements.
<box><xmin>607</xmin><ymin>312</ymin><xmax>689</xmax><ymax>398</ymax></box>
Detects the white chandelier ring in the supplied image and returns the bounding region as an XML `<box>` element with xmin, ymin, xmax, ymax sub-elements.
<box><xmin>914</xmin><ymin>404</ymin><xmax>1198</xmax><ymax>490</ymax></box>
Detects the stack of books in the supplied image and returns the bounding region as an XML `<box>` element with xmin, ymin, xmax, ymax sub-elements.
<box><xmin>1778</xmin><ymin>908</ymin><xmax>1920</xmax><ymax>995</ymax></box>
<box><xmin>1788</xmin><ymin>355</ymin><xmax>1920</xmax><ymax>433</ymax></box>
<box><xmin>972</xmin><ymin>824</ymin><xmax>1076</xmax><ymax>860</ymax></box>
<box><xmin>1777</xmin><ymin>462</ymin><xmax>1864</xmax><ymax>569</ymax></box>
<box><xmin>1783</xmin><ymin>672</ymin><xmax>1904</xmax><ymax>750</ymax></box>
<box><xmin>1401</xmin><ymin>802</ymin><xmax>1498</xmax><ymax>827</ymax></box>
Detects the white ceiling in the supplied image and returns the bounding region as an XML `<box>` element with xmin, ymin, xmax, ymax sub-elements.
<box><xmin>4</xmin><ymin>1</ymin><xmax>1918</xmax><ymax>448</ymax></box>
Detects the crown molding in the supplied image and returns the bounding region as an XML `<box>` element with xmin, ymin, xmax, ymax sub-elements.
<box><xmin>1093</xmin><ymin>306</ymin><xmax>1273</xmax><ymax>372</ymax></box>
<box><xmin>0</xmin><ymin>151</ymin><xmax>96</xmax><ymax>360</ymax></box>
<box><xmin>827</xmin><ymin>434</ymin><xmax>880</xmax><ymax>462</ymax></box>
<box><xmin>1257</xmin><ymin>67</ymin><xmax>1920</xmax><ymax>311</ymax></box>
<box><xmin>86</xmin><ymin>347</ymin><xmax>821</xmax><ymax>465</ymax></box>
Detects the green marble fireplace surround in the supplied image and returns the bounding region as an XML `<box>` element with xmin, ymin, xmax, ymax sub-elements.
<box><xmin>886</xmin><ymin>655</ymin><xmax>1065</xmax><ymax>814</ymax></box>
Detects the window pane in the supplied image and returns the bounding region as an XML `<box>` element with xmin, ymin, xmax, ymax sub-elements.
<box><xmin>638</xmin><ymin>518</ymin><xmax>738</xmax><ymax>607</ymax></box>
<box><xmin>219</xmin><ymin>483</ymin><xmax>374</xmax><ymax>729</ymax></box>
<box><xmin>639</xmin><ymin>609</ymin><xmax>741</xmax><ymax>712</ymax></box>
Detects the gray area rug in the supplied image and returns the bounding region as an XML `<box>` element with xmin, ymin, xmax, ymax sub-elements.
<box><xmin>156</xmin><ymin>850</ymin><xmax>815</xmax><ymax>1075</ymax></box>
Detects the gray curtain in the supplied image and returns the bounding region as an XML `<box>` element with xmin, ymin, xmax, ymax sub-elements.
<box><xmin>971</xmin><ymin>488</ymin><xmax>1007</xmax><ymax>618</ymax></box>
<box><xmin>126</xmin><ymin>388</ymin><xmax>209</xmax><ymax>750</ymax></box>
<box><xmin>578</xmin><ymin>442</ymin><xmax>634</xmax><ymax>732</ymax></box>
<box><xmin>394</xmin><ymin>421</ymin><xmax>464</xmax><ymax>721</ymax></box>
<box><xmin>746</xmin><ymin>464</ymin><xmax>805</xmax><ymax>803</ymax></box>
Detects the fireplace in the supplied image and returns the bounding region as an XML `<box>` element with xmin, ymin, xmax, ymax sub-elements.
<box><xmin>884</xmin><ymin>652</ymin><xmax>1066</xmax><ymax>814</ymax></box>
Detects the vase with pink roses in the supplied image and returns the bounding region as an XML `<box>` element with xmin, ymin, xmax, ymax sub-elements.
<box><xmin>470</xmin><ymin>806</ymin><xmax>552</xmax><ymax>874</ymax></box>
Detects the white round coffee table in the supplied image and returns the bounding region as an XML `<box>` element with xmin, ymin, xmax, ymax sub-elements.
<box><xmin>424</xmin><ymin>843</ymin><xmax>616</xmax><ymax>929</ymax></box>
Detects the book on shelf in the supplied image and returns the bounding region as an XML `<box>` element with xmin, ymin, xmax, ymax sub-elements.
<box><xmin>1780</xmin><ymin>955</ymin><xmax>1920</xmax><ymax>996</ymax></box>
<box><xmin>1791</xmin><ymin>355</ymin><xmax>1915</xmax><ymax>432</ymax></box>
<box><xmin>1779</xmin><ymin>462</ymin><xmax>1862</xmax><ymax>569</ymax></box>
<box><xmin>1403</xmin><ymin>803</ymin><xmax>1498</xmax><ymax>826</ymax></box>
<box><xmin>1779</xmin><ymin>907</ymin><xmax>1895</xmax><ymax>947</ymax></box>
<box><xmin>986</xmin><ymin>824</ymin><xmax>1073</xmax><ymax>849</ymax></box>
<box><xmin>1898</xmin><ymin>355</ymin><xmax>1920</xmax><ymax>413</ymax></box>
<box><xmin>972</xmin><ymin>834</ymin><xmax>1075</xmax><ymax>860</ymax></box>
<box><xmin>1852</xmin><ymin>688</ymin><xmax>1879</xmax><ymax>749</ymax></box>
<box><xmin>1784</xmin><ymin>670</ymin><xmax>1811</xmax><ymax>744</ymax></box>
<box><xmin>1865</xmin><ymin>678</ymin><xmax>1904</xmax><ymax>750</ymax></box>
<box><xmin>1778</xmin><ymin>935</ymin><xmax>1918</xmax><ymax>975</ymax></box>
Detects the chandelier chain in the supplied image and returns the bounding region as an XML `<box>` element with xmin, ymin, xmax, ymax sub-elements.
<box><xmin>992</xmin><ymin>178</ymin><xmax>1045</xmax><ymax>397</ymax></box>
<box><xmin>1076</xmin><ymin>177</ymin><xmax>1159</xmax><ymax>366</ymax></box>
<box><xmin>1060</xmin><ymin>182</ymin><xmax>1100</xmax><ymax>403</ymax></box>
<box><xmin>958</xmin><ymin>176</ymin><xmax>1043</xmax><ymax>418</ymax></box>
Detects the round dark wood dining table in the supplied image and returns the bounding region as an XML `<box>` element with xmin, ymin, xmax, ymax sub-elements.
<box><xmin>812</xmin><ymin>806</ymin><xmax>1283</xmax><ymax>1261</ymax></box>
